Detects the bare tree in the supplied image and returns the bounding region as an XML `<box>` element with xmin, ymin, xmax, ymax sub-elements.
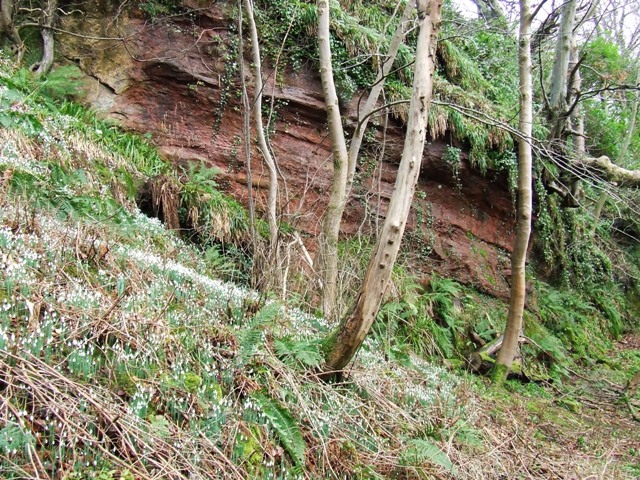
<box><xmin>323</xmin><ymin>0</ymin><xmax>443</xmax><ymax>373</ymax></box>
<box><xmin>243</xmin><ymin>0</ymin><xmax>282</xmax><ymax>291</ymax></box>
<box><xmin>492</xmin><ymin>0</ymin><xmax>534</xmax><ymax>383</ymax></box>
<box><xmin>315</xmin><ymin>0</ymin><xmax>415</xmax><ymax>320</ymax></box>
<box><xmin>1</xmin><ymin>0</ymin><xmax>59</xmax><ymax>74</ymax></box>
<box><xmin>32</xmin><ymin>0</ymin><xmax>57</xmax><ymax>76</ymax></box>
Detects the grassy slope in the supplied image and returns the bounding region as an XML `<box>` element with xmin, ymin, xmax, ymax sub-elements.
<box><xmin>0</xmin><ymin>62</ymin><xmax>639</xmax><ymax>479</ymax></box>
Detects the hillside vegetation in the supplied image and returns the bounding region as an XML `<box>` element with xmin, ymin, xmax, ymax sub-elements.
<box><xmin>1</xmin><ymin>0</ymin><xmax>640</xmax><ymax>478</ymax></box>
<box><xmin>0</xmin><ymin>51</ymin><xmax>639</xmax><ymax>479</ymax></box>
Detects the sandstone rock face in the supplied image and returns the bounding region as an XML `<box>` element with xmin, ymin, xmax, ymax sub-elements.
<box><xmin>59</xmin><ymin>2</ymin><xmax>515</xmax><ymax>297</ymax></box>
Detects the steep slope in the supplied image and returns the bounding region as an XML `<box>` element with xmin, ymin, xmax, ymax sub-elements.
<box><xmin>1</xmin><ymin>51</ymin><xmax>639</xmax><ymax>479</ymax></box>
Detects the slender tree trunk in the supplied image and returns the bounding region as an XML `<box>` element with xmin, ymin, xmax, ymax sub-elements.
<box><xmin>590</xmin><ymin>191</ymin><xmax>608</xmax><ymax>237</ymax></box>
<box><xmin>244</xmin><ymin>0</ymin><xmax>281</xmax><ymax>289</ymax></box>
<box><xmin>618</xmin><ymin>94</ymin><xmax>639</xmax><ymax>165</ymax></box>
<box><xmin>473</xmin><ymin>0</ymin><xmax>506</xmax><ymax>25</ymax></box>
<box><xmin>33</xmin><ymin>0</ymin><xmax>58</xmax><ymax>76</ymax></box>
<box><xmin>547</xmin><ymin>0</ymin><xmax>576</xmax><ymax>139</ymax></box>
<box><xmin>565</xmin><ymin>39</ymin><xmax>585</xmax><ymax>206</ymax></box>
<box><xmin>493</xmin><ymin>0</ymin><xmax>533</xmax><ymax>385</ymax></box>
<box><xmin>315</xmin><ymin>0</ymin><xmax>350</xmax><ymax>320</ymax></box>
<box><xmin>0</xmin><ymin>0</ymin><xmax>24</xmax><ymax>63</ymax></box>
<box><xmin>569</xmin><ymin>41</ymin><xmax>585</xmax><ymax>157</ymax></box>
<box><xmin>323</xmin><ymin>0</ymin><xmax>443</xmax><ymax>373</ymax></box>
<box><xmin>345</xmin><ymin>1</ymin><xmax>414</xmax><ymax>193</ymax></box>
<box><xmin>237</xmin><ymin>0</ymin><xmax>256</xmax><ymax>240</ymax></box>
<box><xmin>315</xmin><ymin>0</ymin><xmax>413</xmax><ymax>320</ymax></box>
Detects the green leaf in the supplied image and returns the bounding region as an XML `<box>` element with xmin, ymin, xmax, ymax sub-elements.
<box><xmin>400</xmin><ymin>438</ymin><xmax>455</xmax><ymax>473</ymax></box>
<box><xmin>274</xmin><ymin>336</ymin><xmax>323</xmax><ymax>368</ymax></box>
<box><xmin>148</xmin><ymin>414</ymin><xmax>171</xmax><ymax>438</ymax></box>
<box><xmin>252</xmin><ymin>391</ymin><xmax>306</xmax><ymax>466</ymax></box>
<box><xmin>0</xmin><ymin>425</ymin><xmax>35</xmax><ymax>454</ymax></box>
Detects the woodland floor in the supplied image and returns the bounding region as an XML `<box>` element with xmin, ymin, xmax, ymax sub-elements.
<box><xmin>465</xmin><ymin>333</ymin><xmax>640</xmax><ymax>479</ymax></box>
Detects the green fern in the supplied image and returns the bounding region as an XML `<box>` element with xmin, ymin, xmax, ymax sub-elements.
<box><xmin>238</xmin><ymin>303</ymin><xmax>281</xmax><ymax>365</ymax></box>
<box><xmin>38</xmin><ymin>65</ymin><xmax>86</xmax><ymax>101</ymax></box>
<box><xmin>400</xmin><ymin>438</ymin><xmax>455</xmax><ymax>473</ymax></box>
<box><xmin>251</xmin><ymin>391</ymin><xmax>306</xmax><ymax>467</ymax></box>
<box><xmin>238</xmin><ymin>328</ymin><xmax>263</xmax><ymax>365</ymax></box>
<box><xmin>274</xmin><ymin>336</ymin><xmax>323</xmax><ymax>368</ymax></box>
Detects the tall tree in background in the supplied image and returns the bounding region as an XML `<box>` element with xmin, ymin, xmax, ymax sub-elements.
<box><xmin>492</xmin><ymin>0</ymin><xmax>534</xmax><ymax>383</ymax></box>
<box><xmin>323</xmin><ymin>0</ymin><xmax>443</xmax><ymax>373</ymax></box>
<box><xmin>315</xmin><ymin>0</ymin><xmax>414</xmax><ymax>320</ymax></box>
<box><xmin>546</xmin><ymin>0</ymin><xmax>577</xmax><ymax>141</ymax></box>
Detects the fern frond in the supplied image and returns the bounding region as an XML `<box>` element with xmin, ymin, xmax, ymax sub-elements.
<box><xmin>401</xmin><ymin>438</ymin><xmax>455</xmax><ymax>473</ymax></box>
<box><xmin>252</xmin><ymin>391</ymin><xmax>307</xmax><ymax>467</ymax></box>
<box><xmin>238</xmin><ymin>328</ymin><xmax>263</xmax><ymax>365</ymax></box>
<box><xmin>238</xmin><ymin>303</ymin><xmax>282</xmax><ymax>365</ymax></box>
<box><xmin>274</xmin><ymin>336</ymin><xmax>323</xmax><ymax>368</ymax></box>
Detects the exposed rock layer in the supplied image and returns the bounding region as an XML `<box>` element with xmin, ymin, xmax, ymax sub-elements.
<box><xmin>59</xmin><ymin>2</ymin><xmax>515</xmax><ymax>297</ymax></box>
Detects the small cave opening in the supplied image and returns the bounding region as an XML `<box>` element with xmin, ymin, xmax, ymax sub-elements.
<box><xmin>136</xmin><ymin>174</ymin><xmax>181</xmax><ymax>231</ymax></box>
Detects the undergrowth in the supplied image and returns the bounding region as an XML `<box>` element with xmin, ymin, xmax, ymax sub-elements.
<box><xmin>0</xmin><ymin>57</ymin><xmax>471</xmax><ymax>479</ymax></box>
<box><xmin>1</xmin><ymin>49</ymin><xmax>638</xmax><ymax>479</ymax></box>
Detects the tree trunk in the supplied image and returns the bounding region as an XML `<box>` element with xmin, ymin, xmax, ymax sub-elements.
<box><xmin>469</xmin><ymin>335</ymin><xmax>526</xmax><ymax>374</ymax></box>
<box><xmin>0</xmin><ymin>0</ymin><xmax>24</xmax><ymax>63</ymax></box>
<box><xmin>244</xmin><ymin>0</ymin><xmax>281</xmax><ymax>290</ymax></box>
<box><xmin>547</xmin><ymin>0</ymin><xmax>576</xmax><ymax>140</ymax></box>
<box><xmin>618</xmin><ymin>93</ymin><xmax>639</xmax><ymax>165</ymax></box>
<box><xmin>493</xmin><ymin>0</ymin><xmax>533</xmax><ymax>385</ymax></box>
<box><xmin>580</xmin><ymin>155</ymin><xmax>640</xmax><ymax>187</ymax></box>
<box><xmin>345</xmin><ymin>1</ymin><xmax>414</xmax><ymax>195</ymax></box>
<box><xmin>237</xmin><ymin>0</ymin><xmax>256</xmax><ymax>240</ymax></box>
<box><xmin>473</xmin><ymin>0</ymin><xmax>506</xmax><ymax>24</ymax></box>
<box><xmin>32</xmin><ymin>0</ymin><xmax>57</xmax><ymax>76</ymax></box>
<box><xmin>564</xmin><ymin>39</ymin><xmax>585</xmax><ymax>207</ymax></box>
<box><xmin>323</xmin><ymin>0</ymin><xmax>443</xmax><ymax>373</ymax></box>
<box><xmin>315</xmin><ymin>0</ymin><xmax>413</xmax><ymax>321</ymax></box>
<box><xmin>315</xmin><ymin>0</ymin><xmax>350</xmax><ymax>320</ymax></box>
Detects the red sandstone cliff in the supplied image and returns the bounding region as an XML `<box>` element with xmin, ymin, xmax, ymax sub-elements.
<box><xmin>59</xmin><ymin>1</ymin><xmax>515</xmax><ymax>297</ymax></box>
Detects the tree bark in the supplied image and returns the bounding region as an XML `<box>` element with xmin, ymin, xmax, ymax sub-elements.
<box><xmin>345</xmin><ymin>1</ymin><xmax>414</xmax><ymax>196</ymax></box>
<box><xmin>315</xmin><ymin>0</ymin><xmax>413</xmax><ymax>321</ymax></box>
<box><xmin>323</xmin><ymin>0</ymin><xmax>443</xmax><ymax>373</ymax></box>
<box><xmin>244</xmin><ymin>0</ymin><xmax>281</xmax><ymax>290</ymax></box>
<box><xmin>237</xmin><ymin>0</ymin><xmax>256</xmax><ymax>240</ymax></box>
<box><xmin>493</xmin><ymin>0</ymin><xmax>533</xmax><ymax>384</ymax></box>
<box><xmin>564</xmin><ymin>39</ymin><xmax>585</xmax><ymax>207</ymax></box>
<box><xmin>547</xmin><ymin>0</ymin><xmax>576</xmax><ymax>140</ymax></box>
<box><xmin>473</xmin><ymin>0</ymin><xmax>506</xmax><ymax>24</ymax></box>
<box><xmin>0</xmin><ymin>0</ymin><xmax>24</xmax><ymax>63</ymax></box>
<box><xmin>315</xmin><ymin>0</ymin><xmax>350</xmax><ymax>320</ymax></box>
<box><xmin>469</xmin><ymin>335</ymin><xmax>527</xmax><ymax>373</ymax></box>
<box><xmin>32</xmin><ymin>0</ymin><xmax>57</xmax><ymax>76</ymax></box>
<box><xmin>580</xmin><ymin>155</ymin><xmax>640</xmax><ymax>187</ymax></box>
